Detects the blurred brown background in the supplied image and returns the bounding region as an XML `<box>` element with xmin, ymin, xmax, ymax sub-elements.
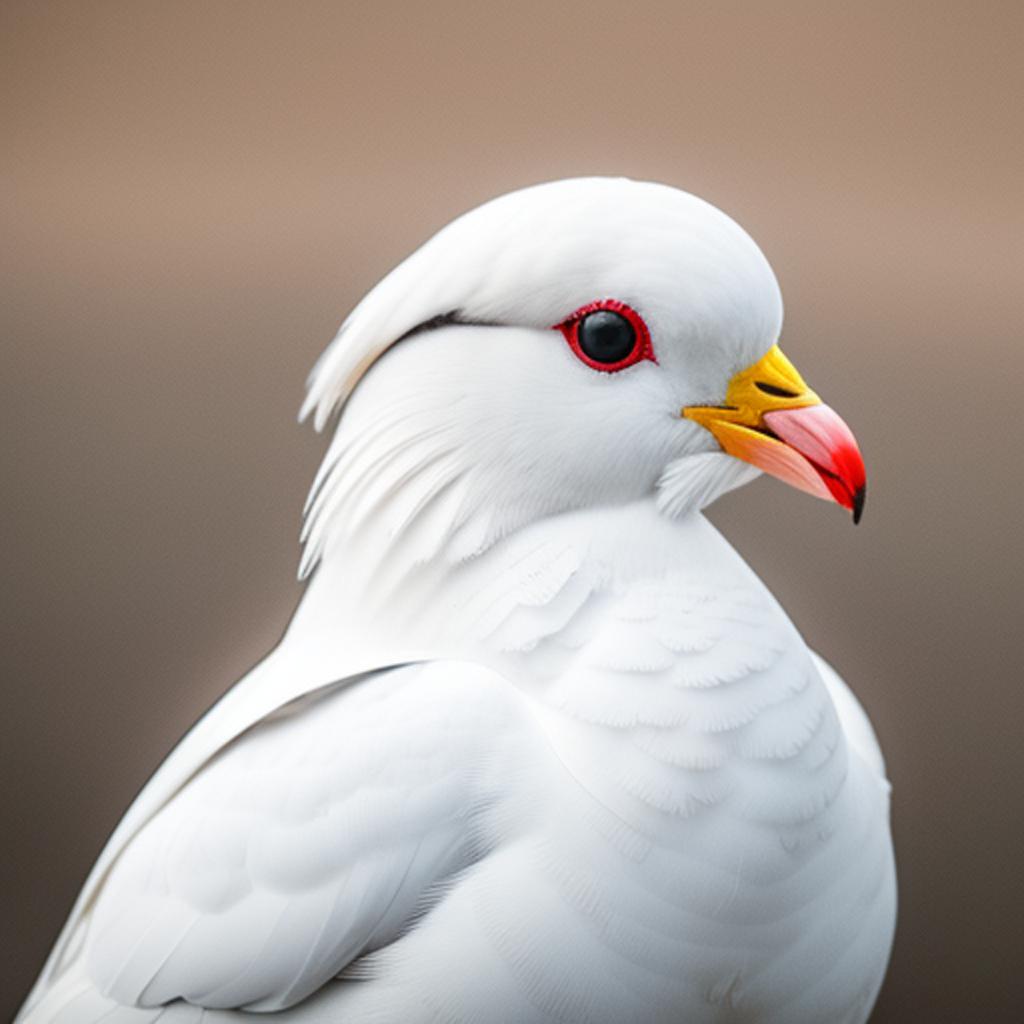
<box><xmin>2</xmin><ymin>1</ymin><xmax>1021</xmax><ymax>1019</ymax></box>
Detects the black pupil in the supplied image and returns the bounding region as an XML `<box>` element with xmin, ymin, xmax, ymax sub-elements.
<box><xmin>577</xmin><ymin>310</ymin><xmax>637</xmax><ymax>365</ymax></box>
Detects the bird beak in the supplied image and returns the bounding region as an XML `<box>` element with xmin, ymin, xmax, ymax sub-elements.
<box><xmin>683</xmin><ymin>345</ymin><xmax>867</xmax><ymax>522</ymax></box>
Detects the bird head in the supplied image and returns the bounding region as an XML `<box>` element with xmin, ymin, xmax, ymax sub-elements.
<box><xmin>300</xmin><ymin>178</ymin><xmax>865</xmax><ymax>571</ymax></box>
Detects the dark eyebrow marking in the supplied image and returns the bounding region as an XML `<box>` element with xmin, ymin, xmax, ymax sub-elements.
<box><xmin>395</xmin><ymin>310</ymin><xmax>464</xmax><ymax>342</ymax></box>
<box><xmin>393</xmin><ymin>309</ymin><xmax>504</xmax><ymax>344</ymax></box>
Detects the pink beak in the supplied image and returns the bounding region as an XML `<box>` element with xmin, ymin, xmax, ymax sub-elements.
<box><xmin>682</xmin><ymin>344</ymin><xmax>867</xmax><ymax>522</ymax></box>
<box><xmin>762</xmin><ymin>404</ymin><xmax>867</xmax><ymax>522</ymax></box>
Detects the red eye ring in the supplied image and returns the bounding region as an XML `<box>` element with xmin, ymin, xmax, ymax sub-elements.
<box><xmin>555</xmin><ymin>299</ymin><xmax>656</xmax><ymax>373</ymax></box>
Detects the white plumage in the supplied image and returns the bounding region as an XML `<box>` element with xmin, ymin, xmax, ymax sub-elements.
<box><xmin>19</xmin><ymin>178</ymin><xmax>895</xmax><ymax>1023</ymax></box>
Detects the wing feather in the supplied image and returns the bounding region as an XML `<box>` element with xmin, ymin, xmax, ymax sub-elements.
<box><xmin>21</xmin><ymin>660</ymin><xmax>528</xmax><ymax>1020</ymax></box>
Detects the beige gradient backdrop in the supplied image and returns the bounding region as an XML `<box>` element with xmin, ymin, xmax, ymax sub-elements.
<box><xmin>2</xmin><ymin>2</ymin><xmax>1021</xmax><ymax>1019</ymax></box>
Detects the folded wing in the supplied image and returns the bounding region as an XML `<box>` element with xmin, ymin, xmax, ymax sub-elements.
<box><xmin>22</xmin><ymin>660</ymin><xmax>528</xmax><ymax>1019</ymax></box>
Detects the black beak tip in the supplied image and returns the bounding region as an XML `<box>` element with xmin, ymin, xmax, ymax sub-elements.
<box><xmin>852</xmin><ymin>484</ymin><xmax>866</xmax><ymax>525</ymax></box>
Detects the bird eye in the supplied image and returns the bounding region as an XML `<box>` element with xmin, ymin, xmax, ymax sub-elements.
<box><xmin>578</xmin><ymin>310</ymin><xmax>635</xmax><ymax>363</ymax></box>
<box><xmin>556</xmin><ymin>300</ymin><xmax>655</xmax><ymax>372</ymax></box>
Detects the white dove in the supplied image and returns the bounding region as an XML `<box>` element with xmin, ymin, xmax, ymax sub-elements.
<box><xmin>19</xmin><ymin>178</ymin><xmax>895</xmax><ymax>1024</ymax></box>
